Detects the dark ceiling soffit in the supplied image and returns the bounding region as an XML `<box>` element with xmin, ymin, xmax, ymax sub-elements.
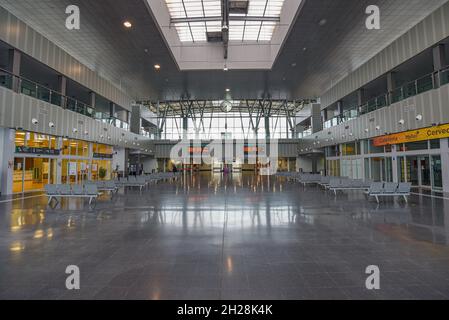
<box><xmin>270</xmin><ymin>0</ymin><xmax>307</xmax><ymax>70</ymax></box>
<box><xmin>142</xmin><ymin>0</ymin><xmax>181</xmax><ymax>71</ymax></box>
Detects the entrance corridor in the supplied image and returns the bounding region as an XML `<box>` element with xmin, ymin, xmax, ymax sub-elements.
<box><xmin>1</xmin><ymin>173</ymin><xmax>449</xmax><ymax>300</ymax></box>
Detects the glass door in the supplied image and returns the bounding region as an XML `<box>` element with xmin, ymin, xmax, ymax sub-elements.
<box><xmin>419</xmin><ymin>156</ymin><xmax>431</xmax><ymax>187</ymax></box>
<box><xmin>431</xmin><ymin>155</ymin><xmax>443</xmax><ymax>190</ymax></box>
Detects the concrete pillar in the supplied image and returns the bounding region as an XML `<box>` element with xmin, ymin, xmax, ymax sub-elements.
<box><xmin>321</xmin><ymin>109</ymin><xmax>328</xmax><ymax>123</ymax></box>
<box><xmin>109</xmin><ymin>102</ymin><xmax>116</xmax><ymax>118</ymax></box>
<box><xmin>130</xmin><ymin>104</ymin><xmax>142</xmax><ymax>135</ymax></box>
<box><xmin>337</xmin><ymin>100</ymin><xmax>344</xmax><ymax>116</ymax></box>
<box><xmin>311</xmin><ymin>103</ymin><xmax>322</xmax><ymax>134</ymax></box>
<box><xmin>58</xmin><ymin>76</ymin><xmax>67</xmax><ymax>108</ymax></box>
<box><xmin>433</xmin><ymin>44</ymin><xmax>447</xmax><ymax>87</ymax></box>
<box><xmin>441</xmin><ymin>138</ymin><xmax>449</xmax><ymax>193</ymax></box>
<box><xmin>265</xmin><ymin>116</ymin><xmax>270</xmax><ymax>139</ymax></box>
<box><xmin>0</xmin><ymin>128</ymin><xmax>16</xmax><ymax>196</ymax></box>
<box><xmin>8</xmin><ymin>49</ymin><xmax>21</xmax><ymax>92</ymax></box>
<box><xmin>182</xmin><ymin>117</ymin><xmax>188</xmax><ymax>139</ymax></box>
<box><xmin>89</xmin><ymin>92</ymin><xmax>95</xmax><ymax>108</ymax></box>
<box><xmin>357</xmin><ymin>88</ymin><xmax>365</xmax><ymax>106</ymax></box>
<box><xmin>392</xmin><ymin>144</ymin><xmax>399</xmax><ymax>183</ymax></box>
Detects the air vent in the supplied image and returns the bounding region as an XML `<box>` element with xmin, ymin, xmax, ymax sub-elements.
<box><xmin>207</xmin><ymin>31</ymin><xmax>223</xmax><ymax>42</ymax></box>
<box><xmin>229</xmin><ymin>0</ymin><xmax>249</xmax><ymax>14</ymax></box>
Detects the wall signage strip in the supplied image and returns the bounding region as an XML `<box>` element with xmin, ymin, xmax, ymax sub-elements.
<box><xmin>15</xmin><ymin>146</ymin><xmax>61</xmax><ymax>155</ymax></box>
<box><xmin>373</xmin><ymin>123</ymin><xmax>449</xmax><ymax>147</ymax></box>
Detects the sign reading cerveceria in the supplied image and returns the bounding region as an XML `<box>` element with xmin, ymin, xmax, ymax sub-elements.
<box><xmin>373</xmin><ymin>123</ymin><xmax>449</xmax><ymax>147</ymax></box>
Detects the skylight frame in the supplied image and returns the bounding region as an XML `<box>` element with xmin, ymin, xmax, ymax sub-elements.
<box><xmin>165</xmin><ymin>0</ymin><xmax>285</xmax><ymax>43</ymax></box>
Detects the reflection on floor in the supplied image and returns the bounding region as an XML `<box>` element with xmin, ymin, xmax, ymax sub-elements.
<box><xmin>1</xmin><ymin>172</ymin><xmax>449</xmax><ymax>300</ymax></box>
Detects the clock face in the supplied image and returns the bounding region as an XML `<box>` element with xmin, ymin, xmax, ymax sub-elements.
<box><xmin>221</xmin><ymin>100</ymin><xmax>233</xmax><ymax>113</ymax></box>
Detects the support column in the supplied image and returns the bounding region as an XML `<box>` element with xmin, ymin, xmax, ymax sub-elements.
<box><xmin>441</xmin><ymin>138</ymin><xmax>449</xmax><ymax>193</ymax></box>
<box><xmin>386</xmin><ymin>72</ymin><xmax>396</xmax><ymax>105</ymax></box>
<box><xmin>0</xmin><ymin>128</ymin><xmax>15</xmax><ymax>196</ymax></box>
<box><xmin>89</xmin><ymin>92</ymin><xmax>95</xmax><ymax>109</ymax></box>
<box><xmin>8</xmin><ymin>49</ymin><xmax>21</xmax><ymax>93</ymax></box>
<box><xmin>130</xmin><ymin>104</ymin><xmax>142</xmax><ymax>135</ymax></box>
<box><xmin>311</xmin><ymin>103</ymin><xmax>322</xmax><ymax>134</ymax></box>
<box><xmin>57</xmin><ymin>75</ymin><xmax>67</xmax><ymax>108</ymax></box>
<box><xmin>357</xmin><ymin>88</ymin><xmax>365</xmax><ymax>106</ymax></box>
<box><xmin>433</xmin><ymin>44</ymin><xmax>447</xmax><ymax>88</ymax></box>
<box><xmin>392</xmin><ymin>144</ymin><xmax>399</xmax><ymax>183</ymax></box>
<box><xmin>109</xmin><ymin>102</ymin><xmax>116</xmax><ymax>118</ymax></box>
<box><xmin>182</xmin><ymin>117</ymin><xmax>188</xmax><ymax>140</ymax></box>
<box><xmin>265</xmin><ymin>116</ymin><xmax>270</xmax><ymax>139</ymax></box>
<box><xmin>337</xmin><ymin>100</ymin><xmax>344</xmax><ymax>117</ymax></box>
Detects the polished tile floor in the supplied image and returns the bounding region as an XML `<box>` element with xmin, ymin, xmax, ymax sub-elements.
<box><xmin>1</xmin><ymin>172</ymin><xmax>449</xmax><ymax>300</ymax></box>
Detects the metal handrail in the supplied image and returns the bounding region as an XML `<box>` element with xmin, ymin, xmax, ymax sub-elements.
<box><xmin>0</xmin><ymin>67</ymin><xmax>129</xmax><ymax>131</ymax></box>
<box><xmin>322</xmin><ymin>67</ymin><xmax>449</xmax><ymax>129</ymax></box>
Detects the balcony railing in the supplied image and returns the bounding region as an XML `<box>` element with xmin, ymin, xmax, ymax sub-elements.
<box><xmin>0</xmin><ymin>67</ymin><xmax>129</xmax><ymax>132</ymax></box>
<box><xmin>323</xmin><ymin>67</ymin><xmax>449</xmax><ymax>129</ymax></box>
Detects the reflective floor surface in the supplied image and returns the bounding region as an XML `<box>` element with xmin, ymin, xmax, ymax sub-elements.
<box><xmin>1</xmin><ymin>172</ymin><xmax>449</xmax><ymax>300</ymax></box>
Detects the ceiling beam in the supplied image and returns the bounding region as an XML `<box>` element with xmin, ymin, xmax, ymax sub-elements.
<box><xmin>170</xmin><ymin>16</ymin><xmax>280</xmax><ymax>24</ymax></box>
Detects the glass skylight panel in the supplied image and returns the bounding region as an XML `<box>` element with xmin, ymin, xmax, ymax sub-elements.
<box><xmin>166</xmin><ymin>0</ymin><xmax>284</xmax><ymax>42</ymax></box>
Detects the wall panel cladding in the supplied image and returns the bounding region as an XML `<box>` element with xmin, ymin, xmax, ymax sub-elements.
<box><xmin>301</xmin><ymin>84</ymin><xmax>449</xmax><ymax>150</ymax></box>
<box><xmin>0</xmin><ymin>86</ymin><xmax>150</xmax><ymax>150</ymax></box>
<box><xmin>321</xmin><ymin>2</ymin><xmax>449</xmax><ymax>109</ymax></box>
<box><xmin>0</xmin><ymin>6</ymin><xmax>132</xmax><ymax>110</ymax></box>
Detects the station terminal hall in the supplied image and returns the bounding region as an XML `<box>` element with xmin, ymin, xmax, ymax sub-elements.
<box><xmin>1</xmin><ymin>0</ymin><xmax>449</xmax><ymax>305</ymax></box>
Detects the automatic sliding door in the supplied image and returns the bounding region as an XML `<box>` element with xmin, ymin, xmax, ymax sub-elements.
<box><xmin>431</xmin><ymin>155</ymin><xmax>442</xmax><ymax>190</ymax></box>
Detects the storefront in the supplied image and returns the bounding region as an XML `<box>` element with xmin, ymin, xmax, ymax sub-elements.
<box><xmin>324</xmin><ymin>124</ymin><xmax>449</xmax><ymax>191</ymax></box>
<box><xmin>13</xmin><ymin>130</ymin><xmax>115</xmax><ymax>193</ymax></box>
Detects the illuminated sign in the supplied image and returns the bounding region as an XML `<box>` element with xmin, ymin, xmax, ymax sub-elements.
<box><xmin>15</xmin><ymin>146</ymin><xmax>60</xmax><ymax>155</ymax></box>
<box><xmin>372</xmin><ymin>123</ymin><xmax>449</xmax><ymax>147</ymax></box>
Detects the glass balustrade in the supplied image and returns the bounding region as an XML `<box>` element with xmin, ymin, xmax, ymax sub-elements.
<box><xmin>440</xmin><ymin>68</ymin><xmax>449</xmax><ymax>86</ymax></box>
<box><xmin>322</xmin><ymin>69</ymin><xmax>448</xmax><ymax>130</ymax></box>
<box><xmin>0</xmin><ymin>68</ymin><xmax>130</xmax><ymax>132</ymax></box>
<box><xmin>0</xmin><ymin>72</ymin><xmax>13</xmax><ymax>89</ymax></box>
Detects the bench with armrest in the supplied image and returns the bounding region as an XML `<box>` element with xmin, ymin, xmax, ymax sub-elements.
<box><xmin>327</xmin><ymin>179</ymin><xmax>366</xmax><ymax>195</ymax></box>
<box><xmin>364</xmin><ymin>182</ymin><xmax>411</xmax><ymax>203</ymax></box>
<box><xmin>45</xmin><ymin>184</ymin><xmax>99</xmax><ymax>205</ymax></box>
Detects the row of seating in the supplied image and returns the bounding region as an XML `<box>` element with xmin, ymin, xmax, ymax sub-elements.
<box><xmin>45</xmin><ymin>184</ymin><xmax>99</xmax><ymax>205</ymax></box>
<box><xmin>365</xmin><ymin>182</ymin><xmax>412</xmax><ymax>203</ymax></box>
<box><xmin>276</xmin><ymin>172</ymin><xmax>412</xmax><ymax>203</ymax></box>
<box><xmin>44</xmin><ymin>172</ymin><xmax>182</xmax><ymax>206</ymax></box>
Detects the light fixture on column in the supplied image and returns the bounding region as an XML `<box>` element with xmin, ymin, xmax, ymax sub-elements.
<box><xmin>48</xmin><ymin>122</ymin><xmax>55</xmax><ymax>128</ymax></box>
<box><xmin>416</xmin><ymin>114</ymin><xmax>423</xmax><ymax>121</ymax></box>
<box><xmin>84</xmin><ymin>131</ymin><xmax>89</xmax><ymax>135</ymax></box>
<box><xmin>31</xmin><ymin>118</ymin><xmax>38</xmax><ymax>125</ymax></box>
<box><xmin>72</xmin><ymin>128</ymin><xmax>78</xmax><ymax>133</ymax></box>
<box><xmin>375</xmin><ymin>126</ymin><xmax>381</xmax><ymax>131</ymax></box>
<box><xmin>398</xmin><ymin>119</ymin><xmax>405</xmax><ymax>125</ymax></box>
<box><xmin>365</xmin><ymin>128</ymin><xmax>369</xmax><ymax>133</ymax></box>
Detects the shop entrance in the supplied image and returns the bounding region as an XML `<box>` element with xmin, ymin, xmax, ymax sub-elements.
<box><xmin>13</xmin><ymin>157</ymin><xmax>57</xmax><ymax>193</ymax></box>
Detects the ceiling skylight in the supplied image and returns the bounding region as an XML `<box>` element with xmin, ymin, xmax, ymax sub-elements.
<box><xmin>166</xmin><ymin>0</ymin><xmax>285</xmax><ymax>42</ymax></box>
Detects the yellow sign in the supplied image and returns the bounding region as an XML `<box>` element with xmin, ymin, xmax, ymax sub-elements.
<box><xmin>373</xmin><ymin>123</ymin><xmax>449</xmax><ymax>147</ymax></box>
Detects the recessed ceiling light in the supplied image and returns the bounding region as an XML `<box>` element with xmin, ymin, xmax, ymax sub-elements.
<box><xmin>123</xmin><ymin>21</ymin><xmax>132</xmax><ymax>28</ymax></box>
<box><xmin>226</xmin><ymin>88</ymin><xmax>230</xmax><ymax>92</ymax></box>
<box><xmin>319</xmin><ymin>19</ymin><xmax>327</xmax><ymax>26</ymax></box>
<box><xmin>303</xmin><ymin>47</ymin><xmax>307</xmax><ymax>52</ymax></box>
<box><xmin>291</xmin><ymin>62</ymin><xmax>297</xmax><ymax>67</ymax></box>
<box><xmin>154</xmin><ymin>64</ymin><xmax>161</xmax><ymax>70</ymax></box>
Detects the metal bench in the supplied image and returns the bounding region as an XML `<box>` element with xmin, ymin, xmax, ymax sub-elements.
<box><xmin>364</xmin><ymin>182</ymin><xmax>411</xmax><ymax>203</ymax></box>
<box><xmin>328</xmin><ymin>179</ymin><xmax>371</xmax><ymax>195</ymax></box>
<box><xmin>45</xmin><ymin>184</ymin><xmax>99</xmax><ymax>205</ymax></box>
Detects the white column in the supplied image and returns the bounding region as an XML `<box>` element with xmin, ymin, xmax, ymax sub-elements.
<box><xmin>0</xmin><ymin>128</ymin><xmax>16</xmax><ymax>195</ymax></box>
<box><xmin>440</xmin><ymin>138</ymin><xmax>449</xmax><ymax>193</ymax></box>
<box><xmin>392</xmin><ymin>144</ymin><xmax>399</xmax><ymax>183</ymax></box>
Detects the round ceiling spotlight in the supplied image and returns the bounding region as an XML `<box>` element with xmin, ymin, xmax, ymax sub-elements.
<box><xmin>123</xmin><ymin>21</ymin><xmax>132</xmax><ymax>28</ymax></box>
<box><xmin>318</xmin><ymin>19</ymin><xmax>327</xmax><ymax>26</ymax></box>
<box><xmin>154</xmin><ymin>64</ymin><xmax>161</xmax><ymax>70</ymax></box>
